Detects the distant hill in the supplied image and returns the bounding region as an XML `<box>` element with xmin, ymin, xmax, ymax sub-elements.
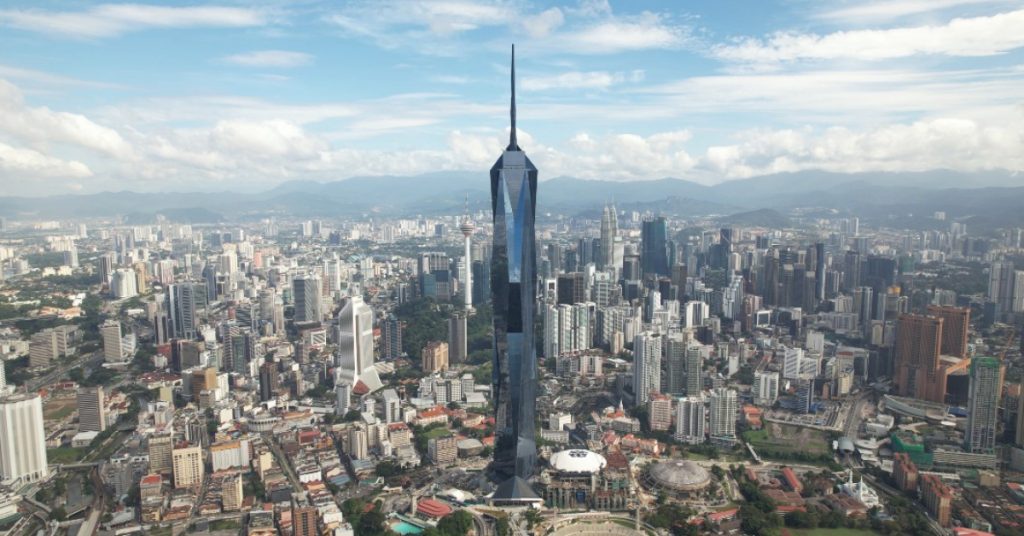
<box><xmin>719</xmin><ymin>208</ymin><xmax>790</xmax><ymax>228</ymax></box>
<box><xmin>0</xmin><ymin>169</ymin><xmax>1022</xmax><ymax>231</ymax></box>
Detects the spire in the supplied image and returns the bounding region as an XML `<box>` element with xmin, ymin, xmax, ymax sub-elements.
<box><xmin>509</xmin><ymin>44</ymin><xmax>518</xmax><ymax>150</ymax></box>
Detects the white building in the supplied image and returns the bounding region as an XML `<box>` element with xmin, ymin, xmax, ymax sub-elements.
<box><xmin>708</xmin><ymin>388</ymin><xmax>737</xmax><ymax>443</ymax></box>
<box><xmin>0</xmin><ymin>394</ymin><xmax>49</xmax><ymax>484</ymax></box>
<box><xmin>753</xmin><ymin>371</ymin><xmax>780</xmax><ymax>406</ymax></box>
<box><xmin>335</xmin><ymin>296</ymin><xmax>382</xmax><ymax>393</ymax></box>
<box><xmin>632</xmin><ymin>332</ymin><xmax>662</xmax><ymax>405</ymax></box>
<box><xmin>675</xmin><ymin>396</ymin><xmax>706</xmax><ymax>444</ymax></box>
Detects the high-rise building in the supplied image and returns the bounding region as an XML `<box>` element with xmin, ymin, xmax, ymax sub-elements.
<box><xmin>421</xmin><ymin>341</ymin><xmax>449</xmax><ymax>373</ymax></box>
<box><xmin>102</xmin><ymin>320</ymin><xmax>124</xmax><ymax>362</ymax></box>
<box><xmin>428</xmin><ymin>435</ymin><xmax>458</xmax><ymax>466</ymax></box>
<box><xmin>167</xmin><ymin>282</ymin><xmax>206</xmax><ymax>340</ymax></box>
<box><xmin>892</xmin><ymin>452</ymin><xmax>919</xmax><ymax>493</ymax></box>
<box><xmin>641</xmin><ymin>217</ymin><xmax>670</xmax><ymax>278</ymax></box>
<box><xmin>148</xmin><ymin>433</ymin><xmax>173</xmax><ymax>473</ymax></box>
<box><xmin>664</xmin><ymin>334</ymin><xmax>687</xmax><ymax>395</ymax></box>
<box><xmin>927</xmin><ymin>305</ymin><xmax>970</xmax><ymax>358</ymax></box>
<box><xmin>753</xmin><ymin>371</ymin><xmax>779</xmax><ymax>406</ymax></box>
<box><xmin>965</xmin><ymin>356</ymin><xmax>1002</xmax><ymax>454</ymax></box>
<box><xmin>489</xmin><ymin>47</ymin><xmax>539</xmax><ymax>488</ymax></box>
<box><xmin>988</xmin><ymin>260</ymin><xmax>1016</xmax><ymax>320</ymax></box>
<box><xmin>222</xmin><ymin>473</ymin><xmax>244</xmax><ymax>512</ymax></box>
<box><xmin>685</xmin><ymin>345</ymin><xmax>703</xmax><ymax>396</ymax></box>
<box><xmin>893</xmin><ymin>314</ymin><xmax>948</xmax><ymax>403</ymax></box>
<box><xmin>335</xmin><ymin>296</ymin><xmax>382</xmax><ymax>393</ymax></box>
<box><xmin>0</xmin><ymin>394</ymin><xmax>49</xmax><ymax>483</ymax></box>
<box><xmin>921</xmin><ymin>474</ymin><xmax>952</xmax><ymax>527</ymax></box>
<box><xmin>448</xmin><ymin>312</ymin><xmax>468</xmax><ymax>364</ymax></box>
<box><xmin>708</xmin><ymin>388</ymin><xmax>737</xmax><ymax>443</ymax></box>
<box><xmin>77</xmin><ymin>386</ymin><xmax>106</xmax><ymax>432</ymax></box>
<box><xmin>347</xmin><ymin>428</ymin><xmax>368</xmax><ymax>460</ymax></box>
<box><xmin>259</xmin><ymin>361</ymin><xmax>278</xmax><ymax>402</ymax></box>
<box><xmin>382</xmin><ymin>389</ymin><xmax>400</xmax><ymax>424</ymax></box>
<box><xmin>171</xmin><ymin>445</ymin><xmax>204</xmax><ymax>488</ymax></box>
<box><xmin>292</xmin><ymin>274</ymin><xmax>323</xmax><ymax>324</ymax></box>
<box><xmin>29</xmin><ymin>329</ymin><xmax>59</xmax><ymax>368</ymax></box>
<box><xmin>648</xmin><ymin>394</ymin><xmax>673</xmax><ymax>431</ymax></box>
<box><xmin>380</xmin><ymin>315</ymin><xmax>403</xmax><ymax>359</ymax></box>
<box><xmin>599</xmin><ymin>204</ymin><xmax>617</xmax><ymax>270</ymax></box>
<box><xmin>460</xmin><ymin>211</ymin><xmax>475</xmax><ymax>311</ymax></box>
<box><xmin>675</xmin><ymin>396</ymin><xmax>706</xmax><ymax>444</ymax></box>
<box><xmin>632</xmin><ymin>332</ymin><xmax>662</xmax><ymax>406</ymax></box>
<box><xmin>292</xmin><ymin>503</ymin><xmax>318</xmax><ymax>536</ymax></box>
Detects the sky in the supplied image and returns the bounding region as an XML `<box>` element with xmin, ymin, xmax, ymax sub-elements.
<box><xmin>0</xmin><ymin>0</ymin><xmax>1022</xmax><ymax>196</ymax></box>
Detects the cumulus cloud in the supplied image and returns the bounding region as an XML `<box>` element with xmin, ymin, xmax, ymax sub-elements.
<box><xmin>221</xmin><ymin>50</ymin><xmax>313</xmax><ymax>68</ymax></box>
<box><xmin>0</xmin><ymin>141</ymin><xmax>92</xmax><ymax>179</ymax></box>
<box><xmin>522</xmin><ymin>70</ymin><xmax>643</xmax><ymax>91</ymax></box>
<box><xmin>713</xmin><ymin>8</ymin><xmax>1024</xmax><ymax>64</ymax></box>
<box><xmin>0</xmin><ymin>4</ymin><xmax>268</xmax><ymax>39</ymax></box>
<box><xmin>0</xmin><ymin>79</ymin><xmax>134</xmax><ymax>159</ymax></box>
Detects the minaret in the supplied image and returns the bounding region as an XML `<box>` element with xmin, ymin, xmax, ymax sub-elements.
<box><xmin>459</xmin><ymin>195</ymin><xmax>474</xmax><ymax>311</ymax></box>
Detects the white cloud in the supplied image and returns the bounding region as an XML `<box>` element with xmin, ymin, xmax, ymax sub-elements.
<box><xmin>0</xmin><ymin>79</ymin><xmax>134</xmax><ymax>159</ymax></box>
<box><xmin>0</xmin><ymin>141</ymin><xmax>92</xmax><ymax>179</ymax></box>
<box><xmin>522</xmin><ymin>70</ymin><xmax>637</xmax><ymax>91</ymax></box>
<box><xmin>222</xmin><ymin>50</ymin><xmax>313</xmax><ymax>68</ymax></box>
<box><xmin>0</xmin><ymin>64</ymin><xmax>124</xmax><ymax>89</ymax></box>
<box><xmin>0</xmin><ymin>4</ymin><xmax>268</xmax><ymax>39</ymax></box>
<box><xmin>522</xmin><ymin>7</ymin><xmax>565</xmax><ymax>38</ymax></box>
<box><xmin>814</xmin><ymin>0</ymin><xmax>1012</xmax><ymax>23</ymax></box>
<box><xmin>714</xmin><ymin>9</ymin><xmax>1024</xmax><ymax>64</ymax></box>
<box><xmin>551</xmin><ymin>12</ymin><xmax>692</xmax><ymax>54</ymax></box>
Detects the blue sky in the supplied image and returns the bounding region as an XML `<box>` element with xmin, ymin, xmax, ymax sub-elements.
<box><xmin>0</xmin><ymin>0</ymin><xmax>1022</xmax><ymax>195</ymax></box>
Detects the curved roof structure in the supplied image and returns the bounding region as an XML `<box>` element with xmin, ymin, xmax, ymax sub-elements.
<box><xmin>416</xmin><ymin>499</ymin><xmax>453</xmax><ymax>518</ymax></box>
<box><xmin>646</xmin><ymin>460</ymin><xmax>711</xmax><ymax>492</ymax></box>
<box><xmin>550</xmin><ymin>450</ymin><xmax>607</xmax><ymax>474</ymax></box>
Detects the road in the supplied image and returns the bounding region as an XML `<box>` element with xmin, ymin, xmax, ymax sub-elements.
<box><xmin>26</xmin><ymin>352</ymin><xmax>103</xmax><ymax>392</ymax></box>
<box><xmin>862</xmin><ymin>473</ymin><xmax>948</xmax><ymax>536</ymax></box>
<box><xmin>265</xmin><ymin>433</ymin><xmax>304</xmax><ymax>492</ymax></box>
<box><xmin>844</xmin><ymin>391</ymin><xmax>873</xmax><ymax>438</ymax></box>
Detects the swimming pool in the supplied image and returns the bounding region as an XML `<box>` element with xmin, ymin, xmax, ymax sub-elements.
<box><xmin>391</xmin><ymin>521</ymin><xmax>424</xmax><ymax>534</ymax></box>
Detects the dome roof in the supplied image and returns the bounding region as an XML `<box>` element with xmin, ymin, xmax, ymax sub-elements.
<box><xmin>549</xmin><ymin>449</ymin><xmax>607</xmax><ymax>474</ymax></box>
<box><xmin>647</xmin><ymin>460</ymin><xmax>711</xmax><ymax>491</ymax></box>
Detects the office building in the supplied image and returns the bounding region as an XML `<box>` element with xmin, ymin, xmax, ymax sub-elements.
<box><xmin>167</xmin><ymin>282</ymin><xmax>206</xmax><ymax>340</ymax></box>
<box><xmin>335</xmin><ymin>296</ymin><xmax>382</xmax><ymax>393</ymax></box>
<box><xmin>382</xmin><ymin>389</ymin><xmax>400</xmax><ymax>424</ymax></box>
<box><xmin>965</xmin><ymin>356</ymin><xmax>1002</xmax><ymax>454</ymax></box>
<box><xmin>348</xmin><ymin>428</ymin><xmax>368</xmax><ymax>460</ymax></box>
<box><xmin>259</xmin><ymin>361</ymin><xmax>278</xmax><ymax>402</ymax></box>
<box><xmin>989</xmin><ymin>260</ymin><xmax>1016</xmax><ymax>320</ymax></box>
<box><xmin>102</xmin><ymin>320</ymin><xmax>124</xmax><ymax>362</ymax></box>
<box><xmin>0</xmin><ymin>394</ymin><xmax>49</xmax><ymax>483</ymax></box>
<box><xmin>641</xmin><ymin>217</ymin><xmax>670</xmax><ymax>278</ymax></box>
<box><xmin>421</xmin><ymin>341</ymin><xmax>449</xmax><ymax>373</ymax></box>
<box><xmin>77</xmin><ymin>386</ymin><xmax>106</xmax><ymax>432</ymax></box>
<box><xmin>753</xmin><ymin>371</ymin><xmax>779</xmax><ymax>406</ymax></box>
<box><xmin>489</xmin><ymin>47</ymin><xmax>539</xmax><ymax>488</ymax></box>
<box><xmin>599</xmin><ymin>204</ymin><xmax>617</xmax><ymax>270</ymax></box>
<box><xmin>685</xmin><ymin>345</ymin><xmax>703</xmax><ymax>396</ymax></box>
<box><xmin>29</xmin><ymin>329</ymin><xmax>59</xmax><ymax>368</ymax></box>
<box><xmin>380</xmin><ymin>315</ymin><xmax>402</xmax><ymax>359</ymax></box>
<box><xmin>448</xmin><ymin>312</ymin><xmax>468</xmax><ymax>364</ymax></box>
<box><xmin>428</xmin><ymin>435</ymin><xmax>458</xmax><ymax>466</ymax></box>
<box><xmin>148</xmin><ymin>434</ymin><xmax>173</xmax><ymax>473</ymax></box>
<box><xmin>171</xmin><ymin>445</ymin><xmax>204</xmax><ymax>488</ymax></box>
<box><xmin>292</xmin><ymin>274</ymin><xmax>323</xmax><ymax>324</ymax></box>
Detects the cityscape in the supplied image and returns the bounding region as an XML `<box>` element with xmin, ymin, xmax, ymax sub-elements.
<box><xmin>1</xmin><ymin>2</ymin><xmax>1024</xmax><ymax>536</ymax></box>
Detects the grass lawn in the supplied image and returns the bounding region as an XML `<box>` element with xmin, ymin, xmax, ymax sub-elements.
<box><xmin>208</xmin><ymin>519</ymin><xmax>240</xmax><ymax>531</ymax></box>
<box><xmin>43</xmin><ymin>400</ymin><xmax>76</xmax><ymax>421</ymax></box>
<box><xmin>46</xmin><ymin>447</ymin><xmax>87</xmax><ymax>464</ymax></box>
<box><xmin>786</xmin><ymin>528</ymin><xmax>877</xmax><ymax>536</ymax></box>
<box><xmin>744</xmin><ymin>423</ymin><xmax>828</xmax><ymax>455</ymax></box>
<box><xmin>423</xmin><ymin>427</ymin><xmax>452</xmax><ymax>440</ymax></box>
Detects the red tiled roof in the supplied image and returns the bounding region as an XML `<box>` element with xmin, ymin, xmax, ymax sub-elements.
<box><xmin>417</xmin><ymin>499</ymin><xmax>453</xmax><ymax>518</ymax></box>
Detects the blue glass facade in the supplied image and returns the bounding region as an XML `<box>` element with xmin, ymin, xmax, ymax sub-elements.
<box><xmin>490</xmin><ymin>47</ymin><xmax>538</xmax><ymax>483</ymax></box>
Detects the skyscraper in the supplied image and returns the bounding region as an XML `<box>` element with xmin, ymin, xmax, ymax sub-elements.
<box><xmin>708</xmin><ymin>387</ymin><xmax>737</xmax><ymax>443</ymax></box>
<box><xmin>448</xmin><ymin>312</ymin><xmax>468</xmax><ymax>364</ymax></box>
<box><xmin>335</xmin><ymin>296</ymin><xmax>382</xmax><ymax>393</ymax></box>
<box><xmin>292</xmin><ymin>274</ymin><xmax>323</xmax><ymax>324</ymax></box>
<box><xmin>167</xmin><ymin>282</ymin><xmax>207</xmax><ymax>340</ymax></box>
<box><xmin>927</xmin><ymin>305</ymin><xmax>970</xmax><ymax>358</ymax></box>
<box><xmin>965</xmin><ymin>356</ymin><xmax>1002</xmax><ymax>454</ymax></box>
<box><xmin>988</xmin><ymin>260</ymin><xmax>1015</xmax><ymax>320</ymax></box>
<box><xmin>77</xmin><ymin>386</ymin><xmax>106</xmax><ymax>432</ymax></box>
<box><xmin>675</xmin><ymin>396</ymin><xmax>706</xmax><ymax>444</ymax></box>
<box><xmin>490</xmin><ymin>46</ymin><xmax>539</xmax><ymax>487</ymax></box>
<box><xmin>102</xmin><ymin>320</ymin><xmax>124</xmax><ymax>362</ymax></box>
<box><xmin>893</xmin><ymin>314</ymin><xmax>946</xmax><ymax>402</ymax></box>
<box><xmin>0</xmin><ymin>394</ymin><xmax>49</xmax><ymax>483</ymax></box>
<box><xmin>641</xmin><ymin>217</ymin><xmax>670</xmax><ymax>278</ymax></box>
<box><xmin>632</xmin><ymin>332</ymin><xmax>662</xmax><ymax>406</ymax></box>
<box><xmin>599</xmin><ymin>204</ymin><xmax>617</xmax><ymax>270</ymax></box>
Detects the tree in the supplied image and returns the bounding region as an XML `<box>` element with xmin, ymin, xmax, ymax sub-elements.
<box><xmin>437</xmin><ymin>510</ymin><xmax>474</xmax><ymax>536</ymax></box>
<box><xmin>495</xmin><ymin>516</ymin><xmax>510</xmax><ymax>536</ymax></box>
<box><xmin>524</xmin><ymin>509</ymin><xmax>542</xmax><ymax>530</ymax></box>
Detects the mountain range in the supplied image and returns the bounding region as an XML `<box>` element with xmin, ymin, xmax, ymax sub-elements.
<box><xmin>1</xmin><ymin>169</ymin><xmax>1022</xmax><ymax>232</ymax></box>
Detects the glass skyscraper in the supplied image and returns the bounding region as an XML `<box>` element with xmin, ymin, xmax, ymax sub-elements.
<box><xmin>641</xmin><ymin>216</ymin><xmax>670</xmax><ymax>278</ymax></box>
<box><xmin>489</xmin><ymin>46</ymin><xmax>538</xmax><ymax>487</ymax></box>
